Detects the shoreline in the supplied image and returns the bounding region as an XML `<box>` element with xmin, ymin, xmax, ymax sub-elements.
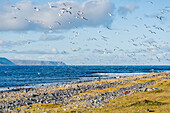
<box><xmin>0</xmin><ymin>71</ymin><xmax>169</xmax><ymax>112</ymax></box>
<box><xmin>0</xmin><ymin>73</ymin><xmax>149</xmax><ymax>92</ymax></box>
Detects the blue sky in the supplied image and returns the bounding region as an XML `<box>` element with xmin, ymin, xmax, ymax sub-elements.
<box><xmin>0</xmin><ymin>0</ymin><xmax>170</xmax><ymax>65</ymax></box>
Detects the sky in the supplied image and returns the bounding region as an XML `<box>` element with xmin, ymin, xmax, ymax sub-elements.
<box><xmin>0</xmin><ymin>0</ymin><xmax>170</xmax><ymax>65</ymax></box>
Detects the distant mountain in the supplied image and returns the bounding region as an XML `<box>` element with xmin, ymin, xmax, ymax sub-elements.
<box><xmin>0</xmin><ymin>57</ymin><xmax>15</xmax><ymax>66</ymax></box>
<box><xmin>11</xmin><ymin>59</ymin><xmax>66</xmax><ymax>66</ymax></box>
<box><xmin>0</xmin><ymin>57</ymin><xmax>66</xmax><ymax>66</ymax></box>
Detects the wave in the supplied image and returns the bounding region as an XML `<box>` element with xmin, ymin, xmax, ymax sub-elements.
<box><xmin>92</xmin><ymin>73</ymin><xmax>148</xmax><ymax>76</ymax></box>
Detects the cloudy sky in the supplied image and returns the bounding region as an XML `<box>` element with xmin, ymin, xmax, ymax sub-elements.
<box><xmin>0</xmin><ymin>0</ymin><xmax>170</xmax><ymax>65</ymax></box>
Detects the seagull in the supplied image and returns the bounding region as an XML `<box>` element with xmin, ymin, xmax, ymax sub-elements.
<box><xmin>122</xmin><ymin>17</ymin><xmax>128</xmax><ymax>20</ymax></box>
<box><xmin>63</xmin><ymin>3</ymin><xmax>72</xmax><ymax>10</ymax></box>
<box><xmin>149</xmin><ymin>30</ymin><xmax>156</xmax><ymax>34</ymax></box>
<box><xmin>54</xmin><ymin>21</ymin><xmax>61</xmax><ymax>26</ymax></box>
<box><xmin>60</xmin><ymin>8</ymin><xmax>72</xmax><ymax>14</ymax></box>
<box><xmin>106</xmin><ymin>27</ymin><xmax>112</xmax><ymax>30</ymax></box>
<box><xmin>156</xmin><ymin>15</ymin><xmax>163</xmax><ymax>20</ymax></box>
<box><xmin>25</xmin><ymin>19</ymin><xmax>31</xmax><ymax>23</ymax></box>
<box><xmin>144</xmin><ymin>24</ymin><xmax>150</xmax><ymax>28</ymax></box>
<box><xmin>132</xmin><ymin>25</ymin><xmax>138</xmax><ymax>28</ymax></box>
<box><xmin>48</xmin><ymin>2</ymin><xmax>57</xmax><ymax>8</ymax></box>
<box><xmin>107</xmin><ymin>12</ymin><xmax>113</xmax><ymax>16</ymax></box>
<box><xmin>147</xmin><ymin>1</ymin><xmax>153</xmax><ymax>4</ymax></box>
<box><xmin>77</xmin><ymin>13</ymin><xmax>88</xmax><ymax>21</ymax></box>
<box><xmin>11</xmin><ymin>5</ymin><xmax>20</xmax><ymax>10</ymax></box>
<box><xmin>98</xmin><ymin>31</ymin><xmax>102</xmax><ymax>33</ymax></box>
<box><xmin>78</xmin><ymin>11</ymin><xmax>83</xmax><ymax>15</ymax></box>
<box><xmin>49</xmin><ymin>25</ymin><xmax>53</xmax><ymax>32</ymax></box>
<box><xmin>34</xmin><ymin>7</ymin><xmax>40</xmax><ymax>12</ymax></box>
<box><xmin>136</xmin><ymin>17</ymin><xmax>142</xmax><ymax>20</ymax></box>
<box><xmin>58</xmin><ymin>13</ymin><xmax>62</xmax><ymax>16</ymax></box>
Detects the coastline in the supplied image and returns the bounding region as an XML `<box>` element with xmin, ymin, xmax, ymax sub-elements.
<box><xmin>0</xmin><ymin>73</ymin><xmax>149</xmax><ymax>92</ymax></box>
<box><xmin>0</xmin><ymin>71</ymin><xmax>169</xmax><ymax>112</ymax></box>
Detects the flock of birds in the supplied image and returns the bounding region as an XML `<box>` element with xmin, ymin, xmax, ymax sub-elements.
<box><xmin>7</xmin><ymin>1</ymin><xmax>170</xmax><ymax>64</ymax></box>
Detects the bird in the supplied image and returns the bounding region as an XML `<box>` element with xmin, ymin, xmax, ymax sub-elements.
<box><xmin>58</xmin><ymin>13</ymin><xmax>62</xmax><ymax>16</ymax></box>
<box><xmin>49</xmin><ymin>25</ymin><xmax>53</xmax><ymax>32</ymax></box>
<box><xmin>147</xmin><ymin>1</ymin><xmax>153</xmax><ymax>4</ymax></box>
<box><xmin>156</xmin><ymin>15</ymin><xmax>163</xmax><ymax>20</ymax></box>
<box><xmin>77</xmin><ymin>13</ymin><xmax>88</xmax><ymax>21</ymax></box>
<box><xmin>107</xmin><ymin>12</ymin><xmax>113</xmax><ymax>16</ymax></box>
<box><xmin>60</xmin><ymin>8</ymin><xmax>72</xmax><ymax>14</ymax></box>
<box><xmin>63</xmin><ymin>3</ymin><xmax>72</xmax><ymax>10</ymax></box>
<box><xmin>34</xmin><ymin>7</ymin><xmax>40</xmax><ymax>12</ymax></box>
<box><xmin>132</xmin><ymin>25</ymin><xmax>138</xmax><ymax>28</ymax></box>
<box><xmin>48</xmin><ymin>2</ymin><xmax>57</xmax><ymax>8</ymax></box>
<box><xmin>106</xmin><ymin>27</ymin><xmax>112</xmax><ymax>30</ymax></box>
<box><xmin>78</xmin><ymin>11</ymin><xmax>83</xmax><ymax>15</ymax></box>
<box><xmin>122</xmin><ymin>17</ymin><xmax>128</xmax><ymax>20</ymax></box>
<box><xmin>11</xmin><ymin>5</ymin><xmax>20</xmax><ymax>10</ymax></box>
<box><xmin>55</xmin><ymin>21</ymin><xmax>61</xmax><ymax>26</ymax></box>
<box><xmin>25</xmin><ymin>19</ymin><xmax>31</xmax><ymax>23</ymax></box>
<box><xmin>136</xmin><ymin>17</ymin><xmax>142</xmax><ymax>20</ymax></box>
<box><xmin>149</xmin><ymin>30</ymin><xmax>156</xmax><ymax>34</ymax></box>
<box><xmin>144</xmin><ymin>24</ymin><xmax>150</xmax><ymax>28</ymax></box>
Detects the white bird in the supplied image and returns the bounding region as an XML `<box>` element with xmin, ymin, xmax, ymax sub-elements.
<box><xmin>78</xmin><ymin>11</ymin><xmax>83</xmax><ymax>15</ymax></box>
<box><xmin>11</xmin><ymin>5</ymin><xmax>20</xmax><ymax>10</ymax></box>
<box><xmin>58</xmin><ymin>13</ymin><xmax>62</xmax><ymax>16</ymax></box>
<box><xmin>147</xmin><ymin>1</ymin><xmax>153</xmax><ymax>4</ymax></box>
<box><xmin>107</xmin><ymin>12</ymin><xmax>113</xmax><ymax>16</ymax></box>
<box><xmin>48</xmin><ymin>2</ymin><xmax>57</xmax><ymax>8</ymax></box>
<box><xmin>49</xmin><ymin>25</ymin><xmax>53</xmax><ymax>32</ymax></box>
<box><xmin>34</xmin><ymin>7</ymin><xmax>40</xmax><ymax>11</ymax></box>
<box><xmin>25</xmin><ymin>19</ymin><xmax>31</xmax><ymax>23</ymax></box>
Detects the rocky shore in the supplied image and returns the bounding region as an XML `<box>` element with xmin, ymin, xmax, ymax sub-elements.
<box><xmin>0</xmin><ymin>71</ymin><xmax>169</xmax><ymax>112</ymax></box>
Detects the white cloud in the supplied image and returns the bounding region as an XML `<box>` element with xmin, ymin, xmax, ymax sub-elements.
<box><xmin>0</xmin><ymin>0</ymin><xmax>115</xmax><ymax>31</ymax></box>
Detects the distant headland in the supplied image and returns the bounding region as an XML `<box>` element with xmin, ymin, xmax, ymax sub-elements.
<box><xmin>0</xmin><ymin>57</ymin><xmax>66</xmax><ymax>66</ymax></box>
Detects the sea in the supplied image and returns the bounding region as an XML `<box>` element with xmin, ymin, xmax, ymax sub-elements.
<box><xmin>0</xmin><ymin>65</ymin><xmax>170</xmax><ymax>91</ymax></box>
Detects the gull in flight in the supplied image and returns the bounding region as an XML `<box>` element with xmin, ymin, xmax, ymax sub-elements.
<box><xmin>77</xmin><ymin>13</ymin><xmax>88</xmax><ymax>21</ymax></box>
<box><xmin>147</xmin><ymin>1</ymin><xmax>153</xmax><ymax>4</ymax></box>
<box><xmin>49</xmin><ymin>25</ymin><xmax>53</xmax><ymax>32</ymax></box>
<box><xmin>25</xmin><ymin>19</ymin><xmax>31</xmax><ymax>23</ymax></box>
<box><xmin>48</xmin><ymin>2</ymin><xmax>58</xmax><ymax>8</ymax></box>
<box><xmin>63</xmin><ymin>3</ymin><xmax>72</xmax><ymax>10</ymax></box>
<box><xmin>34</xmin><ymin>7</ymin><xmax>40</xmax><ymax>12</ymax></box>
<box><xmin>156</xmin><ymin>16</ymin><xmax>163</xmax><ymax>20</ymax></box>
<box><xmin>11</xmin><ymin>5</ymin><xmax>20</xmax><ymax>10</ymax></box>
<box><xmin>107</xmin><ymin>12</ymin><xmax>113</xmax><ymax>16</ymax></box>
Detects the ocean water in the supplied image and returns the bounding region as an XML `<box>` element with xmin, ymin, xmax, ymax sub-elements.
<box><xmin>0</xmin><ymin>65</ymin><xmax>170</xmax><ymax>90</ymax></box>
